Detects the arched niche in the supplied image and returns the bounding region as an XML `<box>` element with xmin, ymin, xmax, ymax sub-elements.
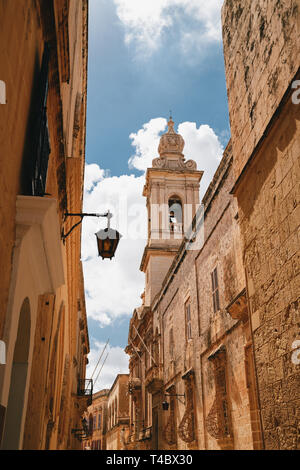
<box><xmin>168</xmin><ymin>196</ymin><xmax>183</xmax><ymax>233</ymax></box>
<box><xmin>1</xmin><ymin>298</ymin><xmax>31</xmax><ymax>449</ymax></box>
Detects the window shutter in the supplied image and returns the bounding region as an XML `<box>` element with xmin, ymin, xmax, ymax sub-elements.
<box><xmin>32</xmin><ymin>43</ymin><xmax>51</xmax><ymax>196</ymax></box>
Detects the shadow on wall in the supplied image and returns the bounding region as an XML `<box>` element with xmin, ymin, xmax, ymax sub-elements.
<box><xmin>236</xmin><ymin>92</ymin><xmax>298</xmax><ymax>219</ymax></box>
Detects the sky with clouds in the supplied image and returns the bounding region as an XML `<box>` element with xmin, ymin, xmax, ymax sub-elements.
<box><xmin>84</xmin><ymin>0</ymin><xmax>230</xmax><ymax>391</ymax></box>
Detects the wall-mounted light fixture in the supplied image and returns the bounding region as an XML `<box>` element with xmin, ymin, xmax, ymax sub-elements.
<box><xmin>62</xmin><ymin>210</ymin><xmax>122</xmax><ymax>260</ymax></box>
<box><xmin>162</xmin><ymin>393</ymin><xmax>185</xmax><ymax>411</ymax></box>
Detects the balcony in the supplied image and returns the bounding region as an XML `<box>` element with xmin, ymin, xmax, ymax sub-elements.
<box><xmin>145</xmin><ymin>365</ymin><xmax>163</xmax><ymax>393</ymax></box>
<box><xmin>138</xmin><ymin>426</ymin><xmax>152</xmax><ymax>441</ymax></box>
<box><xmin>128</xmin><ymin>377</ymin><xmax>142</xmax><ymax>395</ymax></box>
<box><xmin>77</xmin><ymin>378</ymin><xmax>93</xmax><ymax>406</ymax></box>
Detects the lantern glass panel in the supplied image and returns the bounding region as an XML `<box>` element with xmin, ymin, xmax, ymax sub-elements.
<box><xmin>95</xmin><ymin>228</ymin><xmax>121</xmax><ymax>259</ymax></box>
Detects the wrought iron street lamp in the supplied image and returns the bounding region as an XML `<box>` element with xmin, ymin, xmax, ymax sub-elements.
<box><xmin>62</xmin><ymin>209</ymin><xmax>122</xmax><ymax>259</ymax></box>
<box><xmin>162</xmin><ymin>393</ymin><xmax>185</xmax><ymax>411</ymax></box>
<box><xmin>95</xmin><ymin>211</ymin><xmax>121</xmax><ymax>260</ymax></box>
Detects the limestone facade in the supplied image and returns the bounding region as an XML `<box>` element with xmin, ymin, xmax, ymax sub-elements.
<box><xmin>106</xmin><ymin>374</ymin><xmax>130</xmax><ymax>450</ymax></box>
<box><xmin>84</xmin><ymin>389</ymin><xmax>109</xmax><ymax>450</ymax></box>
<box><xmin>222</xmin><ymin>0</ymin><xmax>300</xmax><ymax>450</ymax></box>
<box><xmin>0</xmin><ymin>0</ymin><xmax>90</xmax><ymax>449</ymax></box>
<box><xmin>125</xmin><ymin>0</ymin><xmax>299</xmax><ymax>450</ymax></box>
<box><xmin>126</xmin><ymin>140</ymin><xmax>262</xmax><ymax>450</ymax></box>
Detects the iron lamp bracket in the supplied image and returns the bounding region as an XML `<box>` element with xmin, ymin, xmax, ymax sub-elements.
<box><xmin>61</xmin><ymin>210</ymin><xmax>112</xmax><ymax>241</ymax></box>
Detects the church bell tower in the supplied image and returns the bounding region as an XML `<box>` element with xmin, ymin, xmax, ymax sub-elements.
<box><xmin>141</xmin><ymin>117</ymin><xmax>203</xmax><ymax>306</ymax></box>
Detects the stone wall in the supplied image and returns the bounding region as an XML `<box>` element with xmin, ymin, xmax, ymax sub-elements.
<box><xmin>222</xmin><ymin>0</ymin><xmax>299</xmax><ymax>180</ymax></box>
<box><xmin>0</xmin><ymin>0</ymin><xmax>44</xmax><ymax>338</ymax></box>
<box><xmin>85</xmin><ymin>389</ymin><xmax>109</xmax><ymax>450</ymax></box>
<box><xmin>151</xmin><ymin>145</ymin><xmax>259</xmax><ymax>449</ymax></box>
<box><xmin>0</xmin><ymin>0</ymin><xmax>89</xmax><ymax>449</ymax></box>
<box><xmin>222</xmin><ymin>0</ymin><xmax>300</xmax><ymax>450</ymax></box>
<box><xmin>236</xmin><ymin>97</ymin><xmax>300</xmax><ymax>449</ymax></box>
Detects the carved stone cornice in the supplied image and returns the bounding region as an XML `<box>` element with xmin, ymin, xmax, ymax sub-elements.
<box><xmin>226</xmin><ymin>288</ymin><xmax>248</xmax><ymax>322</ymax></box>
<box><xmin>152</xmin><ymin>155</ymin><xmax>197</xmax><ymax>171</ymax></box>
<box><xmin>145</xmin><ymin>365</ymin><xmax>163</xmax><ymax>393</ymax></box>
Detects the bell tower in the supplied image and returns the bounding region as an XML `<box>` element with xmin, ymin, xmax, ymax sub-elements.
<box><xmin>141</xmin><ymin>117</ymin><xmax>203</xmax><ymax>305</ymax></box>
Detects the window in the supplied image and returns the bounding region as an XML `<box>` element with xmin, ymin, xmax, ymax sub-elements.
<box><xmin>32</xmin><ymin>43</ymin><xmax>51</xmax><ymax>196</ymax></box>
<box><xmin>93</xmin><ymin>414</ymin><xmax>97</xmax><ymax>430</ymax></box>
<box><xmin>211</xmin><ymin>267</ymin><xmax>220</xmax><ymax>313</ymax></box>
<box><xmin>89</xmin><ymin>415</ymin><xmax>93</xmax><ymax>434</ymax></box>
<box><xmin>214</xmin><ymin>349</ymin><xmax>232</xmax><ymax>438</ymax></box>
<box><xmin>185</xmin><ymin>301</ymin><xmax>192</xmax><ymax>340</ymax></box>
<box><xmin>20</xmin><ymin>43</ymin><xmax>51</xmax><ymax>196</ymax></box>
<box><xmin>98</xmin><ymin>413</ymin><xmax>101</xmax><ymax>429</ymax></box>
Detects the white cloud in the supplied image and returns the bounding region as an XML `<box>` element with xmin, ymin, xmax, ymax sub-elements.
<box><xmin>129</xmin><ymin>117</ymin><xmax>223</xmax><ymax>199</ymax></box>
<box><xmin>128</xmin><ymin>117</ymin><xmax>167</xmax><ymax>171</ymax></box>
<box><xmin>84</xmin><ymin>163</ymin><xmax>106</xmax><ymax>192</ymax></box>
<box><xmin>113</xmin><ymin>0</ymin><xmax>223</xmax><ymax>58</ymax></box>
<box><xmin>86</xmin><ymin>341</ymin><xmax>129</xmax><ymax>392</ymax></box>
<box><xmin>82</xmin><ymin>173</ymin><xmax>146</xmax><ymax>326</ymax></box>
<box><xmin>178</xmin><ymin>121</ymin><xmax>223</xmax><ymax>200</ymax></box>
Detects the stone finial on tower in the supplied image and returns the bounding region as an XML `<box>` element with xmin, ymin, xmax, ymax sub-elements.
<box><xmin>152</xmin><ymin>117</ymin><xmax>197</xmax><ymax>170</ymax></box>
<box><xmin>158</xmin><ymin>116</ymin><xmax>185</xmax><ymax>157</ymax></box>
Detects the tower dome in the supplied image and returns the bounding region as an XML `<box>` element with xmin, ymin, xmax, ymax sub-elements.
<box><xmin>158</xmin><ymin>116</ymin><xmax>185</xmax><ymax>156</ymax></box>
<box><xmin>152</xmin><ymin>116</ymin><xmax>197</xmax><ymax>170</ymax></box>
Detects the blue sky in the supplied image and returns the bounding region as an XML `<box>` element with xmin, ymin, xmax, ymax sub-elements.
<box><xmin>86</xmin><ymin>0</ymin><xmax>229</xmax><ymax>175</ymax></box>
<box><xmin>83</xmin><ymin>0</ymin><xmax>230</xmax><ymax>391</ymax></box>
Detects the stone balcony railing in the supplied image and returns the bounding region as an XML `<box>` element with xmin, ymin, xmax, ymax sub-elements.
<box><xmin>128</xmin><ymin>377</ymin><xmax>142</xmax><ymax>395</ymax></box>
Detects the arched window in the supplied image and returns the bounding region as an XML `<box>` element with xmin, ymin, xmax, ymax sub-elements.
<box><xmin>168</xmin><ymin>197</ymin><xmax>183</xmax><ymax>233</ymax></box>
